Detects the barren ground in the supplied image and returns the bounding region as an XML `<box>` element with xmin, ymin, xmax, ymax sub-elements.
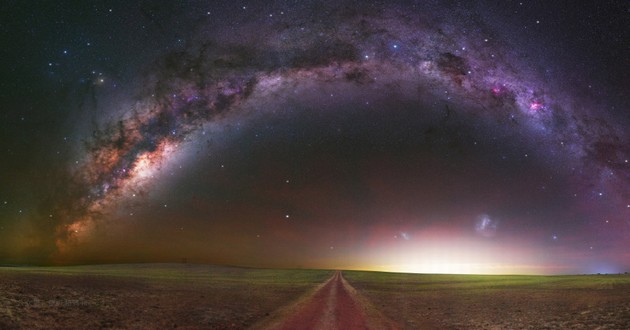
<box><xmin>0</xmin><ymin>264</ymin><xmax>331</xmax><ymax>329</ymax></box>
<box><xmin>343</xmin><ymin>271</ymin><xmax>630</xmax><ymax>329</ymax></box>
<box><xmin>2</xmin><ymin>265</ymin><xmax>630</xmax><ymax>329</ymax></box>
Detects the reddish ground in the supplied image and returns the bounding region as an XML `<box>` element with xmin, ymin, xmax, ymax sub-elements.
<box><xmin>258</xmin><ymin>271</ymin><xmax>398</xmax><ymax>330</ymax></box>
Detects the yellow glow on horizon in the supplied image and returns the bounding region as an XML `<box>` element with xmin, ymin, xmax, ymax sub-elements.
<box><xmin>359</xmin><ymin>262</ymin><xmax>546</xmax><ymax>275</ymax></box>
<box><xmin>346</xmin><ymin>229</ymin><xmax>555</xmax><ymax>275</ymax></box>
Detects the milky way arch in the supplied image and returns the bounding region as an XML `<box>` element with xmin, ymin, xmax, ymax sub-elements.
<box><xmin>50</xmin><ymin>2</ymin><xmax>629</xmax><ymax>261</ymax></box>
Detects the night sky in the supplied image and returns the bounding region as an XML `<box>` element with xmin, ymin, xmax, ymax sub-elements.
<box><xmin>1</xmin><ymin>1</ymin><xmax>629</xmax><ymax>274</ymax></box>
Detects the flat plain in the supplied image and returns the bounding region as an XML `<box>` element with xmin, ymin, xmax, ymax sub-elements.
<box><xmin>0</xmin><ymin>264</ymin><xmax>332</xmax><ymax>329</ymax></box>
<box><xmin>1</xmin><ymin>264</ymin><xmax>629</xmax><ymax>329</ymax></box>
<box><xmin>343</xmin><ymin>270</ymin><xmax>630</xmax><ymax>329</ymax></box>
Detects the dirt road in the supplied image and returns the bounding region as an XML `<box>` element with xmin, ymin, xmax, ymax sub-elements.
<box><xmin>258</xmin><ymin>271</ymin><xmax>397</xmax><ymax>330</ymax></box>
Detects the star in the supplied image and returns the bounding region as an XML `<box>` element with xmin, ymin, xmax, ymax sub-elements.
<box><xmin>2</xmin><ymin>0</ymin><xmax>629</xmax><ymax>276</ymax></box>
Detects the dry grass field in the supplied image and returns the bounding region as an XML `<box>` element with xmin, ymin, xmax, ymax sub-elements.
<box><xmin>1</xmin><ymin>264</ymin><xmax>629</xmax><ymax>329</ymax></box>
<box><xmin>343</xmin><ymin>271</ymin><xmax>630</xmax><ymax>329</ymax></box>
<box><xmin>0</xmin><ymin>264</ymin><xmax>331</xmax><ymax>329</ymax></box>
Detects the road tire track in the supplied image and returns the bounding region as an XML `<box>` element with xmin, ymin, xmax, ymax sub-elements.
<box><xmin>255</xmin><ymin>271</ymin><xmax>398</xmax><ymax>330</ymax></box>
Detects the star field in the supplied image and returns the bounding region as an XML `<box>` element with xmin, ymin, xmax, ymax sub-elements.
<box><xmin>0</xmin><ymin>1</ymin><xmax>629</xmax><ymax>274</ymax></box>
